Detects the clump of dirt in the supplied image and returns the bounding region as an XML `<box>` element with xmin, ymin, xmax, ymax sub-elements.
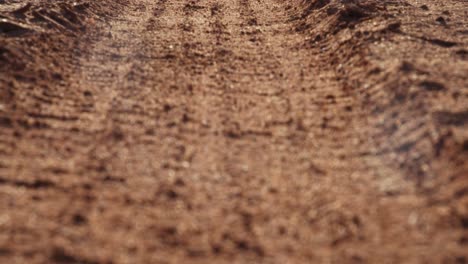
<box><xmin>0</xmin><ymin>0</ymin><xmax>129</xmax><ymax>70</ymax></box>
<box><xmin>293</xmin><ymin>0</ymin><xmax>390</xmax><ymax>36</ymax></box>
<box><xmin>0</xmin><ymin>1</ymin><xmax>92</xmax><ymax>37</ymax></box>
<box><xmin>0</xmin><ymin>0</ymin><xmax>129</xmax><ymax>115</ymax></box>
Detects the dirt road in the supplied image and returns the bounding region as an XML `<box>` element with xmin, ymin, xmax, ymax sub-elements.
<box><xmin>1</xmin><ymin>0</ymin><xmax>467</xmax><ymax>263</ymax></box>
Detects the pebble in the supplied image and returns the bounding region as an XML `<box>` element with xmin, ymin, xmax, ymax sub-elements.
<box><xmin>408</xmin><ymin>212</ymin><xmax>419</xmax><ymax>226</ymax></box>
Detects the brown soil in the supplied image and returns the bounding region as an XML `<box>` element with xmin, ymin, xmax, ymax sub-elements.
<box><xmin>0</xmin><ymin>0</ymin><xmax>467</xmax><ymax>263</ymax></box>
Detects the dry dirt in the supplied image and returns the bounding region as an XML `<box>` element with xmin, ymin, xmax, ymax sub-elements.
<box><xmin>0</xmin><ymin>0</ymin><xmax>467</xmax><ymax>263</ymax></box>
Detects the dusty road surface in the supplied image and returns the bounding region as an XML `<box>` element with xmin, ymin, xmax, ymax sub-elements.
<box><xmin>1</xmin><ymin>0</ymin><xmax>467</xmax><ymax>263</ymax></box>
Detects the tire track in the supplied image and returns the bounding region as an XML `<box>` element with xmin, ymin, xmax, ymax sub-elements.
<box><xmin>1</xmin><ymin>0</ymin><xmax>467</xmax><ymax>263</ymax></box>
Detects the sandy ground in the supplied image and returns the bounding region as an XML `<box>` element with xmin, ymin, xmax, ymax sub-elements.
<box><xmin>0</xmin><ymin>0</ymin><xmax>467</xmax><ymax>263</ymax></box>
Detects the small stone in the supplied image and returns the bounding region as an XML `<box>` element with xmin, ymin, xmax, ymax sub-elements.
<box><xmin>408</xmin><ymin>212</ymin><xmax>419</xmax><ymax>226</ymax></box>
<box><xmin>241</xmin><ymin>164</ymin><xmax>249</xmax><ymax>172</ymax></box>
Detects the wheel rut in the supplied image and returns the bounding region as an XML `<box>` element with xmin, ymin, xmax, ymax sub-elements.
<box><xmin>1</xmin><ymin>0</ymin><xmax>467</xmax><ymax>263</ymax></box>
